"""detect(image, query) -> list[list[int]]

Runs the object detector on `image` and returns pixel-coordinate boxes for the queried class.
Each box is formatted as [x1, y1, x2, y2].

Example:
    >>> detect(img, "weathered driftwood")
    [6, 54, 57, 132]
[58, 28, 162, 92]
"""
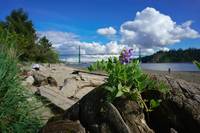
[39, 74, 200, 133]
[60, 74, 106, 100]
[38, 86, 75, 111]
[72, 70, 108, 77]
[142, 74, 200, 133]
[29, 70, 57, 87]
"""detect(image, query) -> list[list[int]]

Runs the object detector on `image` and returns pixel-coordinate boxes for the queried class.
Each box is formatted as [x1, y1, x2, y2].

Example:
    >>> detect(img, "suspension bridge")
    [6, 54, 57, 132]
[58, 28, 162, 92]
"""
[60, 45, 145, 63]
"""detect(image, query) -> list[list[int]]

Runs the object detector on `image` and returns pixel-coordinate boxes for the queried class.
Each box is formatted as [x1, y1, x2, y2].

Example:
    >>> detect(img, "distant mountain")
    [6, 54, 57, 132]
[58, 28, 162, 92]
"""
[141, 48, 200, 63]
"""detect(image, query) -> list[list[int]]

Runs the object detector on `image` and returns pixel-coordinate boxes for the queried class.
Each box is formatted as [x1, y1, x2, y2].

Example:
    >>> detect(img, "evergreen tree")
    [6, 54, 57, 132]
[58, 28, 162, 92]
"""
[1, 8, 38, 60]
[0, 8, 60, 63]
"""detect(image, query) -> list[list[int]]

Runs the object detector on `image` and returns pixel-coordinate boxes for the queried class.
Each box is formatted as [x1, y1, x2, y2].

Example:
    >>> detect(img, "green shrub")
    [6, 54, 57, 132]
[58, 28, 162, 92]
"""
[88, 50, 169, 124]
[0, 31, 49, 132]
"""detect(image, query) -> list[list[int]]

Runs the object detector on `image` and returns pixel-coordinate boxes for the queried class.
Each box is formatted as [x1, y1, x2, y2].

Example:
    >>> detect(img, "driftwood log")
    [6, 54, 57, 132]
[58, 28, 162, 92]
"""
[29, 69, 58, 87]
[142, 74, 200, 133]
[39, 74, 200, 133]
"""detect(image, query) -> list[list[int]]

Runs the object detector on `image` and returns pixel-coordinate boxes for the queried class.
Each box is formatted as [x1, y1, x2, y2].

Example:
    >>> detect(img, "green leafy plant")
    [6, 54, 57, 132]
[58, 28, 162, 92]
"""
[193, 60, 200, 70]
[88, 50, 169, 123]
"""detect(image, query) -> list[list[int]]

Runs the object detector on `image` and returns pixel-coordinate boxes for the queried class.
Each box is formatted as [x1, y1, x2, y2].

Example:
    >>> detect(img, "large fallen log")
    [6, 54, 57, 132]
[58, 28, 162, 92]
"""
[72, 70, 108, 77]
[142, 74, 200, 133]
[37, 86, 75, 111]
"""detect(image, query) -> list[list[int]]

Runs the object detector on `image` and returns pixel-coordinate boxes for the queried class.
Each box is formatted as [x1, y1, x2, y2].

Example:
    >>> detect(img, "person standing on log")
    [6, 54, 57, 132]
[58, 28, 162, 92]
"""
[168, 68, 171, 74]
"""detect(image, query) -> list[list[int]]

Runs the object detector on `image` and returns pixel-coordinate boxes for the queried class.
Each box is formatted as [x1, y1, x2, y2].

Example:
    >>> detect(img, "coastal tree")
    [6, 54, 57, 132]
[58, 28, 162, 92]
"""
[0, 8, 60, 63]
[1, 8, 38, 60]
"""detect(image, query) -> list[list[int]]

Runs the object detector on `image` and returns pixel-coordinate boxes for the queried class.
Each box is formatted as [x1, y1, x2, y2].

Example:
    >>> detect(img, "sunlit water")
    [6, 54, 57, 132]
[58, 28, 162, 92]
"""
[69, 63, 200, 71]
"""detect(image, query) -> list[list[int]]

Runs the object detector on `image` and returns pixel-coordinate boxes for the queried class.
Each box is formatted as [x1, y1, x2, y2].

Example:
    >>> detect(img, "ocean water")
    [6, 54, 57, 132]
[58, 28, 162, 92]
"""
[69, 63, 200, 71]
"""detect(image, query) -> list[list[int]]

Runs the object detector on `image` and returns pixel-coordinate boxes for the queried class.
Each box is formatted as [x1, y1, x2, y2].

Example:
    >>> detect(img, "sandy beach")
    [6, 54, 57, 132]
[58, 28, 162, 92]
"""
[23, 63, 200, 122]
[24, 63, 200, 97]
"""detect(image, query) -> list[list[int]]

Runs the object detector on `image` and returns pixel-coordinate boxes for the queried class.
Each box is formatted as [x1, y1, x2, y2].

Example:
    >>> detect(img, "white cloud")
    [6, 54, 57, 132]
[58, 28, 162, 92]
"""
[38, 31, 80, 47]
[96, 27, 117, 36]
[38, 30, 143, 62]
[159, 47, 170, 52]
[120, 7, 200, 49]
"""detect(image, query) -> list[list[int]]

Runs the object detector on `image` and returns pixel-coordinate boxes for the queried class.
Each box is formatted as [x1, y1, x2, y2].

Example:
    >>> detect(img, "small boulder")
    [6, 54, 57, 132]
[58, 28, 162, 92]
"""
[22, 76, 34, 86]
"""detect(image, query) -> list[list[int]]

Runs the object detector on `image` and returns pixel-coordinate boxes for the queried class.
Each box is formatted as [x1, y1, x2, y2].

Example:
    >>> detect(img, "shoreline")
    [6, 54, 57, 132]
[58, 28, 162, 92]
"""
[68, 66, 200, 85]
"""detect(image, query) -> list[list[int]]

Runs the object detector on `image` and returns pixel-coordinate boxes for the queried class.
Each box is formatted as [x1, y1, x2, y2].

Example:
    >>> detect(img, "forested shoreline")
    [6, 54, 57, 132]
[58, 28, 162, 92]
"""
[141, 48, 200, 63]
[0, 8, 60, 63]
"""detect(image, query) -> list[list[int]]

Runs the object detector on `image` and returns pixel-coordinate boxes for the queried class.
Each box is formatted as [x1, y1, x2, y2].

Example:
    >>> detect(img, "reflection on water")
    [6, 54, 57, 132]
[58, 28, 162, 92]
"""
[69, 63, 200, 71]
[139, 63, 199, 71]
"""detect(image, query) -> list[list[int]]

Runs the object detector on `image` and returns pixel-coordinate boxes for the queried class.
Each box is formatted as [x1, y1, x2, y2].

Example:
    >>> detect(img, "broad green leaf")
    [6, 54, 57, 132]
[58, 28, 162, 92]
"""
[106, 57, 114, 73]
[104, 86, 116, 93]
[158, 82, 166, 91]
[137, 74, 149, 82]
[91, 62, 96, 71]
[156, 99, 162, 106]
[138, 80, 148, 91]
[113, 56, 118, 63]
[126, 66, 133, 74]
[135, 60, 140, 67]
[131, 92, 138, 100]
[116, 90, 124, 97]
[87, 67, 92, 72]
[148, 80, 157, 89]
[111, 88, 118, 97]
[148, 109, 153, 112]
[101, 59, 106, 70]
[123, 69, 127, 81]
[141, 102, 144, 108]
[164, 89, 170, 93]
[107, 73, 117, 86]
[150, 99, 156, 108]
[96, 60, 101, 69]
[193, 60, 200, 70]
[130, 59, 134, 67]
[106, 93, 115, 103]
[127, 73, 133, 81]
[134, 67, 142, 78]
[118, 83, 122, 91]
[123, 84, 132, 92]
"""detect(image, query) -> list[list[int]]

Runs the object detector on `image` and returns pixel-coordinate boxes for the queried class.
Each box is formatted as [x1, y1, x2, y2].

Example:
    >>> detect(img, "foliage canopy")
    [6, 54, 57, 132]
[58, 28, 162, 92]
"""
[0, 8, 60, 63]
[142, 48, 200, 63]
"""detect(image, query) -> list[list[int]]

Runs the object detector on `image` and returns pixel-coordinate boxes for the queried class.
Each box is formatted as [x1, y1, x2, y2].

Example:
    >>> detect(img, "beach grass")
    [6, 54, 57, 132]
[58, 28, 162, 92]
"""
[0, 32, 50, 132]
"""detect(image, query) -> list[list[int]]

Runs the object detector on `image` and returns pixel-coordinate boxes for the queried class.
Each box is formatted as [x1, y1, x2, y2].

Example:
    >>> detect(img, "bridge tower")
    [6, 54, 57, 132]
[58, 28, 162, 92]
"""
[139, 48, 142, 62]
[79, 45, 81, 63]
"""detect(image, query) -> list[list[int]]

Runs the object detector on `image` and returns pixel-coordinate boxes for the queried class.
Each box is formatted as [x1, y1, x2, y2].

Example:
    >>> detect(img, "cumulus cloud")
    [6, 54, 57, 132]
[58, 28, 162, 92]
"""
[96, 27, 117, 36]
[38, 31, 80, 48]
[38, 30, 140, 62]
[120, 7, 200, 49]
[159, 47, 170, 52]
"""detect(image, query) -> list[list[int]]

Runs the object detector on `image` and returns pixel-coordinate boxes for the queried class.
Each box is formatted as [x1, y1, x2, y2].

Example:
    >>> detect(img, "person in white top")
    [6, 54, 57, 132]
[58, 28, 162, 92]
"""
[32, 63, 40, 71]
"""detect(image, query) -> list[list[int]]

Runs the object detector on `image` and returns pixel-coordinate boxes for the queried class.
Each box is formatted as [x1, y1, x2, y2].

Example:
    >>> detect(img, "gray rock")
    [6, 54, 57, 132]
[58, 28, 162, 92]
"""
[22, 76, 34, 86]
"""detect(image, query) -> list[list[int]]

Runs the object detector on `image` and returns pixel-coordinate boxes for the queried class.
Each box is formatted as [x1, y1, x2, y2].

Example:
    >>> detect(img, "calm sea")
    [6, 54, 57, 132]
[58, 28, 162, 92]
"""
[69, 63, 200, 71]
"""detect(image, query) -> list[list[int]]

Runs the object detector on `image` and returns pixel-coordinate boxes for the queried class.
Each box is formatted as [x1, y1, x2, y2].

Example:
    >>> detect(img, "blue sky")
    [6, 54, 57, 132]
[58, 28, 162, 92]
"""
[1, 0, 200, 62]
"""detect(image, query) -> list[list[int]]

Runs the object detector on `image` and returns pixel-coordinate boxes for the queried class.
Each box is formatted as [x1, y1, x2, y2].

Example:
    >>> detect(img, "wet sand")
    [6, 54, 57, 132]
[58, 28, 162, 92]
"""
[142, 69, 200, 85]
[69, 66, 200, 85]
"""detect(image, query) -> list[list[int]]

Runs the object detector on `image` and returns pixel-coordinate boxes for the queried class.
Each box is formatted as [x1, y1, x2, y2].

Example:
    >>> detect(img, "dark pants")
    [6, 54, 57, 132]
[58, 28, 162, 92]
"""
[34, 68, 39, 71]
